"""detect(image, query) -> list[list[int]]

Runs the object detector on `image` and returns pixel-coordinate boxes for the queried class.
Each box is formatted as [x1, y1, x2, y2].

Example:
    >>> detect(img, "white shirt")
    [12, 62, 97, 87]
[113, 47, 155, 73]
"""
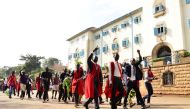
[109, 61, 122, 84]
[130, 65, 136, 81]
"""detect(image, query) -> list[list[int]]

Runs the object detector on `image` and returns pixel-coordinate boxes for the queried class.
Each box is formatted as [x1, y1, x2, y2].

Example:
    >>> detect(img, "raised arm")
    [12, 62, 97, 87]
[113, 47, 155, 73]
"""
[136, 50, 142, 65]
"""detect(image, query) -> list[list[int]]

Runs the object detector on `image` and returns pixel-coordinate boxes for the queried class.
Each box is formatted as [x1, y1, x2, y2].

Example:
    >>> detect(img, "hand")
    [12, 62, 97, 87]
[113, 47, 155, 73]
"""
[127, 77, 130, 80]
[137, 49, 140, 53]
[109, 83, 112, 87]
[93, 47, 99, 52]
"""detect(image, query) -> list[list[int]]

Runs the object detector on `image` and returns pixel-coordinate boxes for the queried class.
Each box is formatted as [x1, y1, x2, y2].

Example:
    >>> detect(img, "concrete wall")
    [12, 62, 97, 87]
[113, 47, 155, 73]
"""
[151, 63, 190, 95]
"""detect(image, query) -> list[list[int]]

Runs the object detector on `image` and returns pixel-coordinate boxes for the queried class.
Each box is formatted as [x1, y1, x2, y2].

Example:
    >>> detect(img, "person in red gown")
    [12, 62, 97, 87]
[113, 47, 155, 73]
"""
[36, 73, 42, 99]
[71, 63, 84, 107]
[109, 53, 124, 109]
[84, 47, 100, 109]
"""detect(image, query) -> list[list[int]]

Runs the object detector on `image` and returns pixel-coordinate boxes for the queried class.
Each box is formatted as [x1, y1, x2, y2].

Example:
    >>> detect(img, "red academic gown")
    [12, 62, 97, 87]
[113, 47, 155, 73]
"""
[85, 63, 101, 98]
[36, 77, 41, 91]
[96, 64, 103, 97]
[104, 62, 125, 98]
[72, 68, 84, 95]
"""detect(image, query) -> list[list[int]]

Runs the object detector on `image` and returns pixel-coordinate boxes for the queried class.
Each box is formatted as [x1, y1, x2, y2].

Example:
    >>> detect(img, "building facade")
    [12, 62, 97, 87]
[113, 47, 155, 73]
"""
[67, 0, 190, 71]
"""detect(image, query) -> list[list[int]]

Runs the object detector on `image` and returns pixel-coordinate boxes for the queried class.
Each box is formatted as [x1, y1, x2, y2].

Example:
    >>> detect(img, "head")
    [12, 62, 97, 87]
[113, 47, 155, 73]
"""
[55, 73, 58, 77]
[64, 68, 67, 73]
[22, 71, 26, 75]
[130, 58, 136, 65]
[38, 73, 41, 77]
[114, 53, 119, 61]
[93, 56, 98, 63]
[12, 71, 15, 75]
[148, 65, 151, 70]
[45, 67, 49, 72]
[76, 63, 80, 70]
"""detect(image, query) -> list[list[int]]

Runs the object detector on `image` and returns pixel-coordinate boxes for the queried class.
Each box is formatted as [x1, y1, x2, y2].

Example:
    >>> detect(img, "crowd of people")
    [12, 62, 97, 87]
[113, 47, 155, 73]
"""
[1, 48, 157, 109]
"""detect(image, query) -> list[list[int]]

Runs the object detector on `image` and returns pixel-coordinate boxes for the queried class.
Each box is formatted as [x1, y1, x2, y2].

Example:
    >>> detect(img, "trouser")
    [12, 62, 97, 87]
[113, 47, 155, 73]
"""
[26, 84, 31, 98]
[36, 90, 43, 99]
[111, 77, 124, 109]
[20, 83, 26, 98]
[3, 85, 7, 93]
[99, 96, 103, 102]
[63, 86, 67, 102]
[52, 90, 57, 98]
[74, 84, 79, 105]
[9, 86, 15, 98]
[124, 80, 145, 107]
[84, 79, 99, 109]
[58, 84, 64, 101]
[43, 84, 49, 101]
[143, 82, 153, 103]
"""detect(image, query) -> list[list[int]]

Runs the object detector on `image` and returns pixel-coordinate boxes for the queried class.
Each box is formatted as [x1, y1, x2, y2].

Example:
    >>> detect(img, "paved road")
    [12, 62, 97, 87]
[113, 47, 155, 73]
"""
[1, 91, 190, 109]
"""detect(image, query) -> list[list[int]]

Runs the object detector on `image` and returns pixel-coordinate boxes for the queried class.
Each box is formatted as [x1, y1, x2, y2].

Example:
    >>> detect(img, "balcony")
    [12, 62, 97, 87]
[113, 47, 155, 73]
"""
[153, 4, 166, 18]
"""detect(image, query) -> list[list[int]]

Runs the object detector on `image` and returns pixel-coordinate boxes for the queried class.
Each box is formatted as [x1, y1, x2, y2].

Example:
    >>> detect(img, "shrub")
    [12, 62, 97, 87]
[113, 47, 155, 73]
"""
[152, 57, 165, 62]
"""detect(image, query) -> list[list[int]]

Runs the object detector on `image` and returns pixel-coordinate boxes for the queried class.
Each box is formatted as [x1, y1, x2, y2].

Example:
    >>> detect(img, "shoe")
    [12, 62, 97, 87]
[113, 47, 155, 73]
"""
[130, 103, 136, 108]
[123, 106, 128, 109]
[83, 104, 88, 109]
[146, 103, 150, 108]
[43, 101, 47, 103]
[100, 101, 104, 104]
[75, 104, 79, 108]
[64, 101, 68, 104]
[141, 105, 146, 109]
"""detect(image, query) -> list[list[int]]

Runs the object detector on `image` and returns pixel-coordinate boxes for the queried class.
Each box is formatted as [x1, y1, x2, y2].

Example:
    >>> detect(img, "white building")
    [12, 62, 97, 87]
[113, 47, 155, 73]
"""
[67, 0, 190, 70]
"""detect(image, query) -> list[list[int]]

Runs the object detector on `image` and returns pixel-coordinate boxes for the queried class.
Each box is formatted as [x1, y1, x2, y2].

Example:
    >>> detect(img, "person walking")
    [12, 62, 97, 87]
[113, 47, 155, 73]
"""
[109, 53, 124, 109]
[52, 73, 60, 99]
[143, 65, 157, 108]
[41, 67, 53, 103]
[7, 71, 17, 99]
[19, 71, 28, 100]
[123, 50, 146, 109]
[71, 64, 84, 107]
[36, 73, 43, 99]
[84, 47, 100, 109]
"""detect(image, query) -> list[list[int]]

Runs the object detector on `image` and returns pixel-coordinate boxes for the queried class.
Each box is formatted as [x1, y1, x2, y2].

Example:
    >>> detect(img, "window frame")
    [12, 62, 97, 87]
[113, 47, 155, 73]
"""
[186, 0, 190, 4]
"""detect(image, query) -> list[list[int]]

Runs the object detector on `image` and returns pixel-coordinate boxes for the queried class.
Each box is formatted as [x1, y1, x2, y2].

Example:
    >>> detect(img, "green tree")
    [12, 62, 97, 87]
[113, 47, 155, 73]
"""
[20, 54, 44, 73]
[43, 57, 60, 68]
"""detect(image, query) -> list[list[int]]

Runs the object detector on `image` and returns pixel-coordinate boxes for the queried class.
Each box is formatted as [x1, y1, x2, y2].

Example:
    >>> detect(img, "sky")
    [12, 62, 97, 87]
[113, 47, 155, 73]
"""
[0, 0, 142, 67]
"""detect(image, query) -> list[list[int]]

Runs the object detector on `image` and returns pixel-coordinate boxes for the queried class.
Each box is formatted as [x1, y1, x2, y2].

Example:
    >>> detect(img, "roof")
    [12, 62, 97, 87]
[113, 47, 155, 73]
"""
[95, 7, 142, 31]
[66, 27, 96, 41]
[66, 7, 142, 41]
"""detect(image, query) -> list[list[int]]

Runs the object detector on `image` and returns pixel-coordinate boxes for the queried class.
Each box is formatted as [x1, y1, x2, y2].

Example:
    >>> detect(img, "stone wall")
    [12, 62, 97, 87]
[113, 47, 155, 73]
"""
[151, 63, 190, 95]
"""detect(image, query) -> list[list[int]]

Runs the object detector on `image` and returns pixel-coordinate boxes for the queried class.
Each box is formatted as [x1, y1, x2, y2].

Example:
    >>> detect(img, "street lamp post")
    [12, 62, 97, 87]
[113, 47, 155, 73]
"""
[131, 16, 134, 59]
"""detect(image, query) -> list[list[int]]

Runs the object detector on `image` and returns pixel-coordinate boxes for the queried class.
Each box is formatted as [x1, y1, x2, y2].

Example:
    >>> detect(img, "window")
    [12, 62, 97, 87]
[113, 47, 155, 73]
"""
[188, 19, 190, 28]
[73, 53, 79, 58]
[102, 31, 109, 36]
[186, 0, 190, 4]
[154, 4, 165, 14]
[121, 21, 129, 28]
[103, 45, 108, 53]
[112, 43, 119, 50]
[112, 26, 117, 33]
[79, 50, 84, 57]
[95, 49, 100, 55]
[95, 34, 100, 40]
[163, 71, 173, 86]
[68, 55, 72, 60]
[122, 39, 129, 47]
[134, 16, 141, 24]
[134, 35, 140, 44]
[154, 26, 167, 36]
